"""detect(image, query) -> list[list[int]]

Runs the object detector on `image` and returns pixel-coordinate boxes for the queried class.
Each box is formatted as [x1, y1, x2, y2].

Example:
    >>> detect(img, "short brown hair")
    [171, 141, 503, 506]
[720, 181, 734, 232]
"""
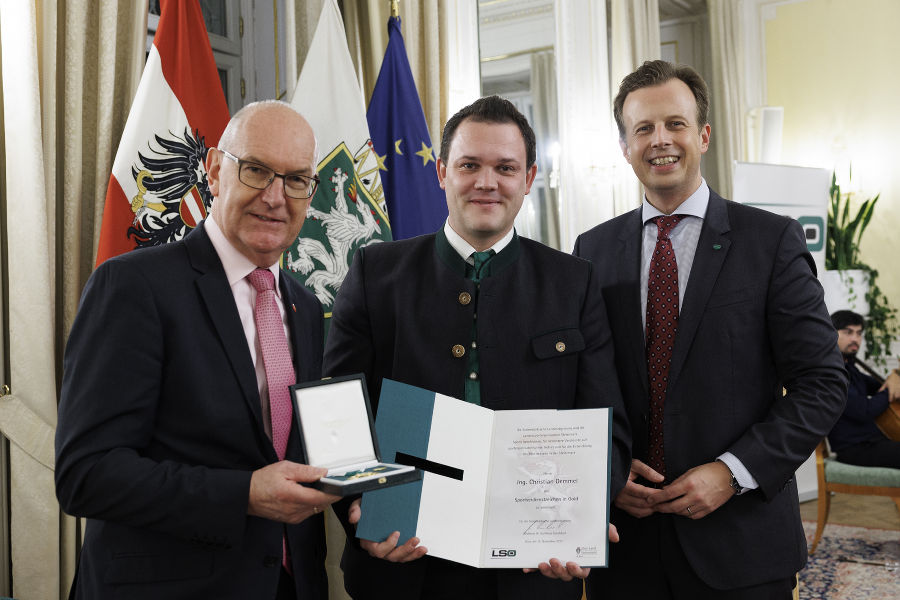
[613, 60, 709, 140]
[439, 95, 536, 169]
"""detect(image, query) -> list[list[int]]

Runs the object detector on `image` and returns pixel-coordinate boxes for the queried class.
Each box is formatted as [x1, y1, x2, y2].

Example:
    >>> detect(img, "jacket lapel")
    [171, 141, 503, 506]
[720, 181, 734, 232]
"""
[186, 223, 267, 438]
[280, 276, 315, 383]
[668, 193, 731, 388]
[617, 209, 649, 396]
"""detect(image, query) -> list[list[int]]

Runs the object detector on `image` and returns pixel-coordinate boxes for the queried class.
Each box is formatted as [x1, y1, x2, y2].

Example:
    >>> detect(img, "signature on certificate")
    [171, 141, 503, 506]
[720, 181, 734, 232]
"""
[522, 519, 571, 535]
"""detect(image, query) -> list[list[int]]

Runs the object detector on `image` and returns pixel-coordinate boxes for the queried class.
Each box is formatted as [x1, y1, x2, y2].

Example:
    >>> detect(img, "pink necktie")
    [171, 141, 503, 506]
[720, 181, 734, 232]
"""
[646, 215, 684, 480]
[248, 268, 296, 573]
[248, 268, 295, 460]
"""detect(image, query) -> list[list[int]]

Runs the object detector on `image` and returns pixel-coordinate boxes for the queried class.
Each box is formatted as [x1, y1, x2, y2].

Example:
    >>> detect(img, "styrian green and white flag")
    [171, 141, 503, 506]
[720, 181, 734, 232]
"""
[287, 0, 391, 320]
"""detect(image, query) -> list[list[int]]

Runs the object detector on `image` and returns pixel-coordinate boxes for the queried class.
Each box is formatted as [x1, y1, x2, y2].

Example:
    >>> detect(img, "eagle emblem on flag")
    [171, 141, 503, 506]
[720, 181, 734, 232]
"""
[127, 127, 214, 248]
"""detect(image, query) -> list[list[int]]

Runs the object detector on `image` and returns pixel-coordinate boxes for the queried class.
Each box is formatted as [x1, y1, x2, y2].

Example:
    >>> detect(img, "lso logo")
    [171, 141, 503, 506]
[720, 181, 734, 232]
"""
[491, 548, 517, 558]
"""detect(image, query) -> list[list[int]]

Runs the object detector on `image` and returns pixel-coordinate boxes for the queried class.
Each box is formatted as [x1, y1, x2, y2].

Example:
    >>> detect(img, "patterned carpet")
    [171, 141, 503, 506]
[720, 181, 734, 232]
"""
[800, 521, 900, 599]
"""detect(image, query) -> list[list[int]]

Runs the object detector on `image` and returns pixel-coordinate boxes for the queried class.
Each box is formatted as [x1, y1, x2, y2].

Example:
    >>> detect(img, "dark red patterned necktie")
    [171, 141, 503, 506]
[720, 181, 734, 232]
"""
[646, 215, 684, 480]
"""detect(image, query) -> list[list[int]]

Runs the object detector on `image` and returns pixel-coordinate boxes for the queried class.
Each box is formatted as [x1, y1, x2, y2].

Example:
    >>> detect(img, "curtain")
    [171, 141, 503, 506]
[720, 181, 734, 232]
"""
[341, 0, 449, 150]
[610, 0, 660, 84]
[554, 0, 618, 251]
[341, 0, 387, 105]
[0, 2, 145, 598]
[609, 0, 660, 216]
[444, 0, 480, 119]
[530, 50, 560, 250]
[291, 0, 459, 174]
[707, 0, 745, 199]
[285, 0, 326, 95]
[0, 5, 65, 598]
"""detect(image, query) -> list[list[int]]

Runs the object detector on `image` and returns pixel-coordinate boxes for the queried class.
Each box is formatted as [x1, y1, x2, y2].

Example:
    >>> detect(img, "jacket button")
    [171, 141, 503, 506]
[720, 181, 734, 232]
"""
[452, 344, 466, 358]
[555, 341, 566, 352]
[458, 291, 472, 305]
[263, 555, 279, 568]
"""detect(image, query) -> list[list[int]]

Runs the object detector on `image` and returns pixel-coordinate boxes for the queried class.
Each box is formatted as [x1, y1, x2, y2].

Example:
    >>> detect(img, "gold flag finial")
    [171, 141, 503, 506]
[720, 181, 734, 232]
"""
[391, 0, 399, 18]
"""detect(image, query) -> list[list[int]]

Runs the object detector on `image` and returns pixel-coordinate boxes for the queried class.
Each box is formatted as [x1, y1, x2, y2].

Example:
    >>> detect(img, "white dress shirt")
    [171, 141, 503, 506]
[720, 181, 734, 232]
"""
[205, 215, 292, 440]
[443, 221, 514, 263]
[638, 181, 757, 493]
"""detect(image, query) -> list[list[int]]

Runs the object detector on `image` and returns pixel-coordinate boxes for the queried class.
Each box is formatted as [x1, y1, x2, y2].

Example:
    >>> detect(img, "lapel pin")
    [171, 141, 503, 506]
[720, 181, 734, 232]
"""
[292, 304, 297, 312]
[713, 244, 722, 250]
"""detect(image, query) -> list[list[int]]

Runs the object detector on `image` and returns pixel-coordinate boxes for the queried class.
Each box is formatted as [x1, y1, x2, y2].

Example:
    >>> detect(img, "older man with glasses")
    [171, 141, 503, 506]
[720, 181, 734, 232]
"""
[56, 100, 337, 600]
[219, 148, 320, 200]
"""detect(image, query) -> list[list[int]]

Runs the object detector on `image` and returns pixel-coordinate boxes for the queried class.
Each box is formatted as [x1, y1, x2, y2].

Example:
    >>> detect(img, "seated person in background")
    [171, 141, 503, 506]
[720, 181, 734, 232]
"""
[828, 310, 900, 467]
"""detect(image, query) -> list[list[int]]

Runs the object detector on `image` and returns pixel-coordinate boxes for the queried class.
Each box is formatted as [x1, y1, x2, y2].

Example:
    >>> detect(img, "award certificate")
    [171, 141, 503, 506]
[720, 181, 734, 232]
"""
[356, 379, 611, 568]
[481, 410, 609, 567]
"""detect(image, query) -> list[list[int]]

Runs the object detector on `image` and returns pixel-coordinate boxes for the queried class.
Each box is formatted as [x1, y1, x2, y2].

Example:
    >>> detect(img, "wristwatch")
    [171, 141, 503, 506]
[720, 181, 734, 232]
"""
[717, 458, 742, 494]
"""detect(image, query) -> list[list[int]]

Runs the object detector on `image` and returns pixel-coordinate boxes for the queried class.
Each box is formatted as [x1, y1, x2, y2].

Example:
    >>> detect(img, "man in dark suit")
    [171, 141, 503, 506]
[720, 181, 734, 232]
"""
[324, 95, 630, 600]
[573, 61, 847, 598]
[828, 310, 900, 467]
[55, 101, 338, 600]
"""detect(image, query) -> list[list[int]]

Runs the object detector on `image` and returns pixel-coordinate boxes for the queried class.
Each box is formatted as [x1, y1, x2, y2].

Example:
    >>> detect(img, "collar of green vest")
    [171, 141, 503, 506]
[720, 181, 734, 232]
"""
[434, 228, 521, 279]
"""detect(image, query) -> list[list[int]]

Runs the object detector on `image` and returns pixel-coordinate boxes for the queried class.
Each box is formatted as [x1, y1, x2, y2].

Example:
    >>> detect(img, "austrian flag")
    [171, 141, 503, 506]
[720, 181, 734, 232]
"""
[95, 0, 229, 265]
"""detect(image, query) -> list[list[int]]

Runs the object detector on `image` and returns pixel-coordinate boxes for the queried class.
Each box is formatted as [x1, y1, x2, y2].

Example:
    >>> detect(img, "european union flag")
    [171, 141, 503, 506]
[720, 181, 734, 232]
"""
[367, 16, 447, 240]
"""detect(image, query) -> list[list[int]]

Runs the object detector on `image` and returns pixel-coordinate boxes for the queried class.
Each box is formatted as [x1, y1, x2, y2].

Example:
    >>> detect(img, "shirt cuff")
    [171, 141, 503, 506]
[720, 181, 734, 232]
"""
[717, 452, 758, 494]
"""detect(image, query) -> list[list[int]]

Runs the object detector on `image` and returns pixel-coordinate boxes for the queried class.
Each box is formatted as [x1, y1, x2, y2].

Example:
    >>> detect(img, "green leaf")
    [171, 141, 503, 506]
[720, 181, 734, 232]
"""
[826, 171, 897, 362]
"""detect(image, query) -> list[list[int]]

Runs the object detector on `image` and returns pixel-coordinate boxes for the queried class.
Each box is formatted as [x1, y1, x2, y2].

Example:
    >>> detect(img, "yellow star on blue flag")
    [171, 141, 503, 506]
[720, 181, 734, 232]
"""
[415, 142, 435, 166]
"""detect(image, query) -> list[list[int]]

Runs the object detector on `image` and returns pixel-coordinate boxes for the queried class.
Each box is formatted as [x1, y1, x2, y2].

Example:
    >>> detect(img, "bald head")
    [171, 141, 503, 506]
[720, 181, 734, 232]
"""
[218, 100, 318, 163]
[206, 100, 319, 267]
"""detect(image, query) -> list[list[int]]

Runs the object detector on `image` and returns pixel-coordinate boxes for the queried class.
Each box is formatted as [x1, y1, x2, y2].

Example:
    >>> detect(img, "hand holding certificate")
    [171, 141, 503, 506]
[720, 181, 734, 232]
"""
[348, 498, 428, 563]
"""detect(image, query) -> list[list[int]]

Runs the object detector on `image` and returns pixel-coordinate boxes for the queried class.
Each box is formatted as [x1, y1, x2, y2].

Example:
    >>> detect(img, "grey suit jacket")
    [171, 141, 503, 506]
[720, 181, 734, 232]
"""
[573, 191, 846, 589]
[56, 222, 327, 599]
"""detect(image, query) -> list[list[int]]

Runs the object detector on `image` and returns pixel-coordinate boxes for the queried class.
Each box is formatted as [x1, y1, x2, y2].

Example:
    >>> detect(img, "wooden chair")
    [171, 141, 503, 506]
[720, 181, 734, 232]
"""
[811, 439, 900, 553]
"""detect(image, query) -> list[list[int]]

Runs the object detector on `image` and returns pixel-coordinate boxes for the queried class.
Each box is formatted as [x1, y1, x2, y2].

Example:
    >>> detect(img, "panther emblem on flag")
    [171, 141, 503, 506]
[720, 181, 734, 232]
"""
[127, 127, 213, 248]
[284, 141, 391, 314]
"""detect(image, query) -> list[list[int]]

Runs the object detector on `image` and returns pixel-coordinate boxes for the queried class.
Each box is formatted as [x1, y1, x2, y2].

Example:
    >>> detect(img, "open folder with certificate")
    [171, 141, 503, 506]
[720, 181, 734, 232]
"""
[356, 379, 612, 568]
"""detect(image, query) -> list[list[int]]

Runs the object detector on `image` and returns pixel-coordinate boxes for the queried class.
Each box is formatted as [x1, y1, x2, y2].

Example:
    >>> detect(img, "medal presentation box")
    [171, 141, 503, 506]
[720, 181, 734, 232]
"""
[356, 379, 612, 568]
[290, 374, 421, 496]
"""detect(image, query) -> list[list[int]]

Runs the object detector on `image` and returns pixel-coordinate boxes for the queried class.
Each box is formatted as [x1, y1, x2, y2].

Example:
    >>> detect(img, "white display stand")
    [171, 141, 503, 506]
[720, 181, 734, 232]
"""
[732, 161, 830, 274]
[795, 452, 818, 503]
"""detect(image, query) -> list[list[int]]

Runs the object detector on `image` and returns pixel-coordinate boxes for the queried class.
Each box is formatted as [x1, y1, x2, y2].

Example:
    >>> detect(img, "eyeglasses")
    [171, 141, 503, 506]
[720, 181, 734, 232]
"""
[219, 149, 319, 199]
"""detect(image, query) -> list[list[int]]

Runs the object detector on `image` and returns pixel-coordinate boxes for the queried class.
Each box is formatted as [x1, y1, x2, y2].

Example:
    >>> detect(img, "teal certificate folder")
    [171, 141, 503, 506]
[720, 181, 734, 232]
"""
[356, 379, 612, 568]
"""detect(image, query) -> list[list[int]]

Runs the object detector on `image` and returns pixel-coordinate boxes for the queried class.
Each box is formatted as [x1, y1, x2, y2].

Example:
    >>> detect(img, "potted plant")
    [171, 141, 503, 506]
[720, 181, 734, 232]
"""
[825, 170, 898, 367]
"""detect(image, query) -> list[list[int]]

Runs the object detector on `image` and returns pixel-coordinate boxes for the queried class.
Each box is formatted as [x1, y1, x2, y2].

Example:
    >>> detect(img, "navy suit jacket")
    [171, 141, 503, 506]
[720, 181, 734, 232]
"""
[55, 222, 327, 599]
[573, 192, 847, 589]
[828, 358, 888, 451]
[324, 231, 630, 600]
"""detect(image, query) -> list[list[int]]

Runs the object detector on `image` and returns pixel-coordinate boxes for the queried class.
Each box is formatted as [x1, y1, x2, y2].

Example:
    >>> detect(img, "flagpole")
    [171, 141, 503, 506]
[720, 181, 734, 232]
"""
[391, 0, 399, 18]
